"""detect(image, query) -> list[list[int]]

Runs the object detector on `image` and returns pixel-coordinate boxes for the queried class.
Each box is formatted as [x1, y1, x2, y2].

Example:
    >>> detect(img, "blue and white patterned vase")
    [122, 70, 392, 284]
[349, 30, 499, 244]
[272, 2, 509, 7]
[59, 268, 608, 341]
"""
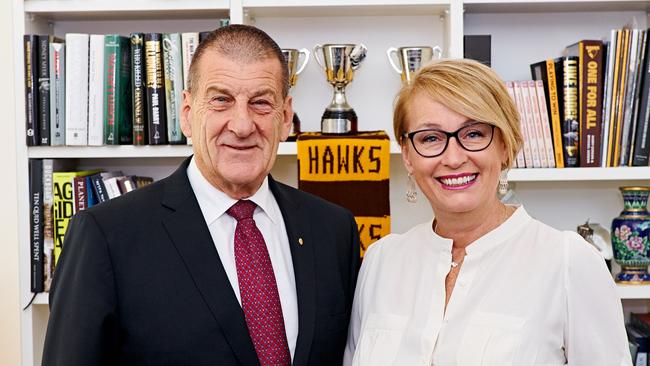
[612, 186, 650, 283]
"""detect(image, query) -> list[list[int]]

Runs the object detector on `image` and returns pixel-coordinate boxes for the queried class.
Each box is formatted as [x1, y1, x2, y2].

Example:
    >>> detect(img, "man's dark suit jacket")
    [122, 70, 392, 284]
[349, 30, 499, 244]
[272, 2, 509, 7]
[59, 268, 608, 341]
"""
[42, 157, 360, 366]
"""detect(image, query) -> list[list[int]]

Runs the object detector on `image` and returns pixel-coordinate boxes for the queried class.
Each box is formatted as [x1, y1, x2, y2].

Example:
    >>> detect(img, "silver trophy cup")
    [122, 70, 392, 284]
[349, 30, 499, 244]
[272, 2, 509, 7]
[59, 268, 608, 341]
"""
[282, 48, 310, 140]
[386, 46, 442, 84]
[313, 43, 367, 134]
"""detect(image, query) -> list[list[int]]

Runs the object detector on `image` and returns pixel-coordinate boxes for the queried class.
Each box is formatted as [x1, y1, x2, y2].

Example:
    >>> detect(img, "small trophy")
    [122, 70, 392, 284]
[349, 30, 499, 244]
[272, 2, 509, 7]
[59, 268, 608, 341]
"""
[314, 43, 367, 134]
[386, 46, 442, 84]
[281, 48, 310, 141]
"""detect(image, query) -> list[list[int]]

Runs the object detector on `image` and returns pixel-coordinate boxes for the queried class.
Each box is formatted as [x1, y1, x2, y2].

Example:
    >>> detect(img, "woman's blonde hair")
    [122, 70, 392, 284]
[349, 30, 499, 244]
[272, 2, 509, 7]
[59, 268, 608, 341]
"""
[393, 58, 523, 170]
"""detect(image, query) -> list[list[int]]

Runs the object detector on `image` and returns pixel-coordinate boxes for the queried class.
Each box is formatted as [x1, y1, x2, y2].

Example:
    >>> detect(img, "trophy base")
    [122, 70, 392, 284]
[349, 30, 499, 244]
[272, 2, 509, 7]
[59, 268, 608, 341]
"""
[321, 109, 358, 134]
[286, 113, 301, 142]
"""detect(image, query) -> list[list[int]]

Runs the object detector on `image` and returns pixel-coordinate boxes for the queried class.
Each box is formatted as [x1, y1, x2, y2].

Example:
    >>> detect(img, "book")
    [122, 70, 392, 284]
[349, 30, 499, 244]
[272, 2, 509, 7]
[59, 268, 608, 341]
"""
[566, 40, 605, 167]
[53, 169, 100, 265]
[29, 159, 43, 293]
[144, 33, 167, 145]
[181, 32, 199, 90]
[64, 33, 89, 146]
[560, 56, 580, 167]
[527, 80, 549, 168]
[520, 81, 545, 168]
[633, 28, 650, 166]
[103, 176, 123, 199]
[601, 32, 617, 166]
[626, 324, 649, 366]
[72, 176, 89, 213]
[49, 41, 65, 146]
[531, 59, 565, 167]
[162, 33, 186, 144]
[620, 30, 644, 166]
[104, 35, 133, 145]
[131, 33, 147, 145]
[534, 80, 556, 167]
[24, 34, 39, 146]
[37, 35, 53, 145]
[88, 34, 105, 146]
[513, 81, 538, 167]
[628, 30, 648, 166]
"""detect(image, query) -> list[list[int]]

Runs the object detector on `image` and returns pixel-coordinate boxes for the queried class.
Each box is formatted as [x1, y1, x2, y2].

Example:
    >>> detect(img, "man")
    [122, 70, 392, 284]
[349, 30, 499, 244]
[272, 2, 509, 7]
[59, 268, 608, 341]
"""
[43, 25, 360, 366]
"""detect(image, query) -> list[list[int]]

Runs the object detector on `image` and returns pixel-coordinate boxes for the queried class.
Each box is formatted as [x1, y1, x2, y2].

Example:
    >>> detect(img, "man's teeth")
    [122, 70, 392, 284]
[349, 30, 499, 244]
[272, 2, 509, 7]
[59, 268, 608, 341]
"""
[440, 175, 476, 186]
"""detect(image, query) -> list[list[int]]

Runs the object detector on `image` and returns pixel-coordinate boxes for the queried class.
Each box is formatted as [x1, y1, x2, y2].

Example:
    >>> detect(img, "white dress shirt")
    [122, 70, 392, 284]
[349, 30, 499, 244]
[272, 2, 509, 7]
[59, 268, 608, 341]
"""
[187, 158, 298, 359]
[344, 206, 631, 366]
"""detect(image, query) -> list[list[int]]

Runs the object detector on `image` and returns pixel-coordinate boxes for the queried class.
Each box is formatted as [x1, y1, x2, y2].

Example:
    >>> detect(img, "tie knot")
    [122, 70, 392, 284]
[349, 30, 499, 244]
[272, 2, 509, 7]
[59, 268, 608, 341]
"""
[227, 200, 257, 221]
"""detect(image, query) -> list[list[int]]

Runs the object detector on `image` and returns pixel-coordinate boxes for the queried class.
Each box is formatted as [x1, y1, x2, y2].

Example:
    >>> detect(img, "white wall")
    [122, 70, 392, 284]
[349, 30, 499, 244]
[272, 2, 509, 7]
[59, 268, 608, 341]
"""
[0, 0, 22, 364]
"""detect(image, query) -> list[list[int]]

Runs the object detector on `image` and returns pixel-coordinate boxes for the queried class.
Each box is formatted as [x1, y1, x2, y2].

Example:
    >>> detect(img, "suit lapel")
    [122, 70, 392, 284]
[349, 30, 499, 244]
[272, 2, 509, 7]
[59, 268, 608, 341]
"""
[160, 158, 259, 366]
[270, 177, 317, 366]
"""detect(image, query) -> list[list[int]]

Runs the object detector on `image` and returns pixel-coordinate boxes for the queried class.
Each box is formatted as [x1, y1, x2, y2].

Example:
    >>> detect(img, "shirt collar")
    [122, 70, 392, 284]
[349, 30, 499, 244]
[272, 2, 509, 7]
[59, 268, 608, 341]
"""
[186, 157, 279, 226]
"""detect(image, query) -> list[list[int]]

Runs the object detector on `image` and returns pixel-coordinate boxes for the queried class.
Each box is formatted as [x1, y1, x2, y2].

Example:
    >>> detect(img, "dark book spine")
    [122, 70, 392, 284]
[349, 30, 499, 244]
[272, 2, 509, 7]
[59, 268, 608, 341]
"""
[117, 37, 133, 145]
[561, 56, 580, 167]
[24, 35, 39, 146]
[29, 159, 44, 293]
[144, 33, 167, 144]
[72, 176, 88, 213]
[579, 41, 604, 167]
[634, 29, 650, 166]
[89, 174, 110, 203]
[131, 33, 147, 145]
[37, 35, 51, 145]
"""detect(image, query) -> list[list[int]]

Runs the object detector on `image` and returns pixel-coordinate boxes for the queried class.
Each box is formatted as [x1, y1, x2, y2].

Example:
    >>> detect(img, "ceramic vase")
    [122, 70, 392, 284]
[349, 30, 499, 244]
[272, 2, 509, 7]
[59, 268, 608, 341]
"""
[612, 186, 650, 283]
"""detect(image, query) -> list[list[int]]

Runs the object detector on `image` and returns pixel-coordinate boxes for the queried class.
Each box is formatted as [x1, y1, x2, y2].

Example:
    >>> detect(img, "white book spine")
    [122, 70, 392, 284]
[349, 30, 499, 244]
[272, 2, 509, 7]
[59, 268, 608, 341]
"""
[64, 33, 89, 146]
[513, 81, 537, 168]
[528, 80, 549, 168]
[505, 81, 525, 168]
[88, 34, 105, 146]
[163, 33, 185, 144]
[181, 32, 198, 90]
[534, 80, 557, 168]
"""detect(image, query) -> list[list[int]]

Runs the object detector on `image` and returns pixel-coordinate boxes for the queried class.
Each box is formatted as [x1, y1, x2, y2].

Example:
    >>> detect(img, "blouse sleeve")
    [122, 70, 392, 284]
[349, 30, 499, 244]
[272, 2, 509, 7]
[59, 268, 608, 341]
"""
[343, 236, 386, 366]
[564, 231, 632, 366]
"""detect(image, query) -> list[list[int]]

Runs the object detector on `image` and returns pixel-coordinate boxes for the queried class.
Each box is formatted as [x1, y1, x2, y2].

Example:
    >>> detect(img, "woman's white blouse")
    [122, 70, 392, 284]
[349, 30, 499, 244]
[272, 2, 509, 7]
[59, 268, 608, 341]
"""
[344, 206, 631, 366]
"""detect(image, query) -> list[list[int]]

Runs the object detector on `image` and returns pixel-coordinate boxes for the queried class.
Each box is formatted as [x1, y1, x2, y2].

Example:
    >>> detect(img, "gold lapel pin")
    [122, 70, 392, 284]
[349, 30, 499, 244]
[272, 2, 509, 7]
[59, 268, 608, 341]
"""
[298, 238, 304, 246]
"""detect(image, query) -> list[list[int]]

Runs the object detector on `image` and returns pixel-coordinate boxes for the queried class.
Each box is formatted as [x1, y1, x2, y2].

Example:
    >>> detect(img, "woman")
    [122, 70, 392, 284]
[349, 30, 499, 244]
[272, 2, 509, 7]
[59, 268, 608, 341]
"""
[344, 59, 631, 366]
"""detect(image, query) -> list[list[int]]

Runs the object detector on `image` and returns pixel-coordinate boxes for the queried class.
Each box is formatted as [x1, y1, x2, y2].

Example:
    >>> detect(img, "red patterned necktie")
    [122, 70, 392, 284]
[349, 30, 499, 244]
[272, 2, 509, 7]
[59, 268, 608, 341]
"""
[227, 200, 291, 366]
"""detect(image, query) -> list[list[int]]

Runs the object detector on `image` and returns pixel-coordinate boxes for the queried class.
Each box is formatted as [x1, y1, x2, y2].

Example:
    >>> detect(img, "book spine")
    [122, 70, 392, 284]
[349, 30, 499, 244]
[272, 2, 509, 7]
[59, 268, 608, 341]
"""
[628, 30, 647, 166]
[88, 34, 105, 146]
[613, 29, 632, 166]
[89, 174, 110, 203]
[527, 80, 549, 168]
[620, 30, 641, 166]
[72, 176, 88, 213]
[144, 33, 167, 145]
[545, 59, 564, 168]
[29, 159, 44, 293]
[24, 35, 39, 146]
[41, 159, 55, 291]
[181, 32, 199, 90]
[579, 40, 604, 167]
[512, 81, 534, 168]
[607, 30, 625, 167]
[37, 35, 51, 145]
[562, 56, 580, 167]
[53, 172, 75, 266]
[519, 81, 542, 168]
[601, 32, 617, 166]
[64, 33, 89, 145]
[535, 80, 557, 168]
[163, 33, 186, 144]
[85, 176, 98, 207]
[117, 36, 133, 145]
[49, 42, 65, 146]
[131, 33, 147, 145]
[104, 35, 119, 145]
[633, 28, 650, 166]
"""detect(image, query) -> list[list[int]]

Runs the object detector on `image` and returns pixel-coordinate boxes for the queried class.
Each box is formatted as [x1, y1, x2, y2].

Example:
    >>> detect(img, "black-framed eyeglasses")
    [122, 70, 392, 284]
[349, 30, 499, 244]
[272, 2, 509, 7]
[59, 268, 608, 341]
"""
[402, 122, 496, 158]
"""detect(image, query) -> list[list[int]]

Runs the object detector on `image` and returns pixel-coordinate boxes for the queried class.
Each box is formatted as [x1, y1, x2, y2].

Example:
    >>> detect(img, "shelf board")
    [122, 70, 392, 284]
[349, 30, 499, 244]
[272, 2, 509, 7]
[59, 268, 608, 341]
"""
[463, 0, 650, 14]
[32, 293, 49, 306]
[618, 284, 650, 300]
[24, 0, 229, 20]
[508, 166, 650, 182]
[243, 0, 449, 17]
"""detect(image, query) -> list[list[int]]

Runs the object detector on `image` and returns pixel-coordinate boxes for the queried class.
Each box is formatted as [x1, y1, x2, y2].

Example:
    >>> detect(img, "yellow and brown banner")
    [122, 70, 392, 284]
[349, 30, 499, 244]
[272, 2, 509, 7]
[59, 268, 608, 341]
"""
[297, 131, 390, 256]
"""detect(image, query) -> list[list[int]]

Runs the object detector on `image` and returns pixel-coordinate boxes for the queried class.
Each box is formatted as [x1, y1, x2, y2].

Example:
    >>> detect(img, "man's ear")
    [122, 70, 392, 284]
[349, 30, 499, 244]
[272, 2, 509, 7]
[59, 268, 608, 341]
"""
[180, 90, 193, 138]
[279, 95, 294, 142]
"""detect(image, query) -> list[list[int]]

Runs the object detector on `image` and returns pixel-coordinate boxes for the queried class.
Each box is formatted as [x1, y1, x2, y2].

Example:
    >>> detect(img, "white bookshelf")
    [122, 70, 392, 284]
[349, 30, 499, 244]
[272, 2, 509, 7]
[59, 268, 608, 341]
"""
[14, 0, 650, 365]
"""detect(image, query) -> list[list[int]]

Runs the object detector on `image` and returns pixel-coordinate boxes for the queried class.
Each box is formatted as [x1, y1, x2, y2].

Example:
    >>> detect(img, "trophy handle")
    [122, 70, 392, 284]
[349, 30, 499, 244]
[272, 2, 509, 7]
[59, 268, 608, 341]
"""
[350, 43, 367, 70]
[296, 48, 310, 75]
[432, 45, 443, 59]
[386, 47, 402, 74]
[313, 44, 326, 70]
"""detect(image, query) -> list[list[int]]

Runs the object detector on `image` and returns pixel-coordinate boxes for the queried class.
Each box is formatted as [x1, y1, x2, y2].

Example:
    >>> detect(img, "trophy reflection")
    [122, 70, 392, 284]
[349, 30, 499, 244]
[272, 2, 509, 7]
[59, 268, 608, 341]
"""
[386, 46, 442, 84]
[314, 43, 367, 134]
[281, 48, 310, 141]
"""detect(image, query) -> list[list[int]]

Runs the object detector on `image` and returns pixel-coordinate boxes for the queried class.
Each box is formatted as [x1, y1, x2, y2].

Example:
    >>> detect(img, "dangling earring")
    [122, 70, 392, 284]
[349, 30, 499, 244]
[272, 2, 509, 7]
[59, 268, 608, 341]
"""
[406, 173, 417, 203]
[498, 170, 509, 196]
